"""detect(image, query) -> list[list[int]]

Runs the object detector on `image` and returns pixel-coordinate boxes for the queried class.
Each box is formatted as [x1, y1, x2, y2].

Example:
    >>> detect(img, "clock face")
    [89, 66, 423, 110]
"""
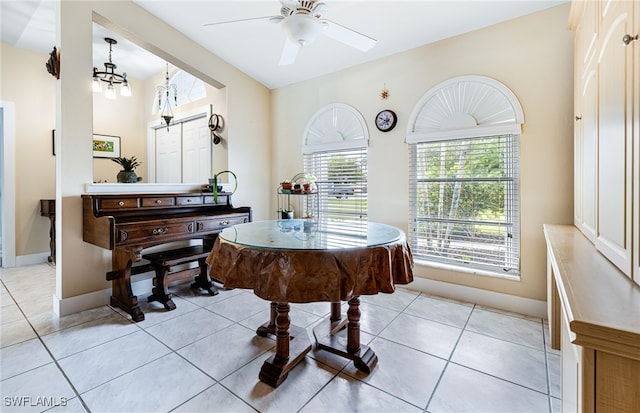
[375, 110, 397, 132]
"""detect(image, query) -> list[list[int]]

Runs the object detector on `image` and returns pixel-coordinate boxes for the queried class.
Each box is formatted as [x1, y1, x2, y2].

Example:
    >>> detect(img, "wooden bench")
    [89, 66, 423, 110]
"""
[142, 245, 218, 311]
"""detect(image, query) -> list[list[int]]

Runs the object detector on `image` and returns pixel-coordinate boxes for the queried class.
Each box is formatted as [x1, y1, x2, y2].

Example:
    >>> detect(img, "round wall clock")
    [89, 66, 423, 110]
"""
[375, 109, 397, 132]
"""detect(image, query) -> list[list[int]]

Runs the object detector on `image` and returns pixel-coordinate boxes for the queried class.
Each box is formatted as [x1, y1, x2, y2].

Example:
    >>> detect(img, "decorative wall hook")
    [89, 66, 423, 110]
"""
[380, 83, 389, 100]
[46, 47, 60, 79]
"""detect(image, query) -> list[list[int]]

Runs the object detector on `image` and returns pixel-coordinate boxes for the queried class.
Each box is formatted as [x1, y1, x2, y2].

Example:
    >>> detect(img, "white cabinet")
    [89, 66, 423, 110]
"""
[571, 0, 638, 280]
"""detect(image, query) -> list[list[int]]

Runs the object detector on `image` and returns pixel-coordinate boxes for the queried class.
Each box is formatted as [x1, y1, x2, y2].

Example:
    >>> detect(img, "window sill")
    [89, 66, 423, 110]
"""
[413, 258, 520, 281]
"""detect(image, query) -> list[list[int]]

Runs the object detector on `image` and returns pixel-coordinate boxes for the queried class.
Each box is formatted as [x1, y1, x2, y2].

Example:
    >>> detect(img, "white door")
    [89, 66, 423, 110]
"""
[181, 116, 211, 183]
[155, 124, 182, 183]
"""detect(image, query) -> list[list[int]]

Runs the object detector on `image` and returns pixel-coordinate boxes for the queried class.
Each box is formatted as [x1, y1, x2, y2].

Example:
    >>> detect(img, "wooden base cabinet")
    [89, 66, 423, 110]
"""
[545, 225, 640, 413]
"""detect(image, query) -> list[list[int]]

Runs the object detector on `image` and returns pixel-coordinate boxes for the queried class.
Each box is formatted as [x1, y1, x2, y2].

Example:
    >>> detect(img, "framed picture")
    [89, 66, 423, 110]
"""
[92, 134, 121, 158]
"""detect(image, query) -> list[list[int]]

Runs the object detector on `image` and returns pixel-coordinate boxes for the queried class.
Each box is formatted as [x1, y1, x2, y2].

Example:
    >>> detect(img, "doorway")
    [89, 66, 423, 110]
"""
[0, 101, 16, 267]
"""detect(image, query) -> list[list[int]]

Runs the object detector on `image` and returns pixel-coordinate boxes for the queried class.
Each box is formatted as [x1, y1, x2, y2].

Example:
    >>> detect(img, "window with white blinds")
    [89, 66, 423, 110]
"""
[409, 134, 520, 276]
[304, 147, 368, 231]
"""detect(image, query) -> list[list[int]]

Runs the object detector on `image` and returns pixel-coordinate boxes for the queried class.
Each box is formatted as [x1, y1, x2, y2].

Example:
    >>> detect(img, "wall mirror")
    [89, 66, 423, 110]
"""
[91, 22, 229, 185]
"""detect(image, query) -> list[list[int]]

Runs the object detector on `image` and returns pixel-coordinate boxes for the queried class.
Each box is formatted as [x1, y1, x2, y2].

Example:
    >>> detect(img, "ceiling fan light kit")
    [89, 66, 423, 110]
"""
[204, 0, 376, 66]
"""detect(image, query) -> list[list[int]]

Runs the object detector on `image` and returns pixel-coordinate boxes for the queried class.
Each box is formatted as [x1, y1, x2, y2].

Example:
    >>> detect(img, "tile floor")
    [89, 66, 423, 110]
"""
[1, 263, 561, 413]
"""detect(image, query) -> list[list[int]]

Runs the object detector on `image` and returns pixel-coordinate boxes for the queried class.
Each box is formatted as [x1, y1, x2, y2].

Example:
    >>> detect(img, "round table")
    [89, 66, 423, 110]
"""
[207, 220, 413, 387]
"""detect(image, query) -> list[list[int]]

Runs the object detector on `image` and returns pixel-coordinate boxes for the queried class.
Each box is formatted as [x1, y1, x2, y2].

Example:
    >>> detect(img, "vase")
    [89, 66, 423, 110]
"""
[117, 170, 138, 183]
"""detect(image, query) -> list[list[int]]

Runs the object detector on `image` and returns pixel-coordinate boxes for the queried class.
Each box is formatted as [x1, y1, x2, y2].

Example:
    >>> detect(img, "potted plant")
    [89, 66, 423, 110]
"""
[303, 174, 317, 193]
[277, 208, 294, 220]
[212, 170, 238, 203]
[112, 156, 141, 183]
[280, 180, 293, 193]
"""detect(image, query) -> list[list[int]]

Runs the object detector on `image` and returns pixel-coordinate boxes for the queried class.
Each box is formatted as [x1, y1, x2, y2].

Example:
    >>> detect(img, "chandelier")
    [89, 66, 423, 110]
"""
[157, 63, 178, 130]
[92, 38, 131, 99]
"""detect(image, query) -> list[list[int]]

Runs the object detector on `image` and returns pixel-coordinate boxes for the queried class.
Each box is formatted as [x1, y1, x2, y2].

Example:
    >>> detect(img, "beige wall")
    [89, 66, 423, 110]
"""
[271, 4, 574, 302]
[0, 43, 56, 256]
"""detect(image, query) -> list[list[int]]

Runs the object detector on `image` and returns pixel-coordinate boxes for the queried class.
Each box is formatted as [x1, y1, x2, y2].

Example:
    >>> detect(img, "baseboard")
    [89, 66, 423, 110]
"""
[53, 276, 154, 317]
[403, 277, 547, 319]
[15, 252, 50, 267]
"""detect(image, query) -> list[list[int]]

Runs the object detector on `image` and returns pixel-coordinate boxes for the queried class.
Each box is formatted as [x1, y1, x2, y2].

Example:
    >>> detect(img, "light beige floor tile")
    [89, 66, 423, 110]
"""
[428, 363, 549, 412]
[144, 307, 233, 350]
[40, 314, 139, 359]
[547, 352, 561, 398]
[1, 302, 24, 324]
[358, 302, 400, 336]
[81, 353, 214, 413]
[343, 337, 446, 408]
[173, 384, 256, 413]
[466, 307, 545, 350]
[360, 288, 419, 312]
[301, 372, 423, 412]
[0, 317, 37, 348]
[178, 323, 274, 380]
[29, 306, 118, 336]
[379, 312, 461, 359]
[58, 330, 170, 393]
[0, 338, 54, 380]
[46, 396, 88, 412]
[0, 363, 76, 413]
[451, 331, 548, 393]
[128, 295, 201, 328]
[221, 354, 338, 413]
[206, 291, 272, 322]
[404, 295, 473, 328]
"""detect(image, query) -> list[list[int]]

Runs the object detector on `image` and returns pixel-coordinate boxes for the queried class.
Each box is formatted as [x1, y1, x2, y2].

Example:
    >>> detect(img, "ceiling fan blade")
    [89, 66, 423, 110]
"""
[279, 38, 300, 66]
[322, 20, 376, 51]
[204, 15, 281, 27]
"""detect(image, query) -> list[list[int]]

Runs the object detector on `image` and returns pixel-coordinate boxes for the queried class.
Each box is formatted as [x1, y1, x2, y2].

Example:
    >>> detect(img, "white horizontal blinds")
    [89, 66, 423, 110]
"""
[409, 134, 520, 275]
[304, 147, 368, 232]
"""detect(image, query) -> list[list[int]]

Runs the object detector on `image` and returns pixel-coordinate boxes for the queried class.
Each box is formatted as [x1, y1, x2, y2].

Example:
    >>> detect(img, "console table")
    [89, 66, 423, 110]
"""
[544, 225, 640, 412]
[82, 192, 251, 321]
[206, 220, 414, 387]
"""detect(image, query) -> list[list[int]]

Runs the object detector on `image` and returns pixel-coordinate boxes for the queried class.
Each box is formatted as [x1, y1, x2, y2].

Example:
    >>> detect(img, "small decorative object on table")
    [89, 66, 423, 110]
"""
[112, 156, 142, 183]
[212, 170, 238, 203]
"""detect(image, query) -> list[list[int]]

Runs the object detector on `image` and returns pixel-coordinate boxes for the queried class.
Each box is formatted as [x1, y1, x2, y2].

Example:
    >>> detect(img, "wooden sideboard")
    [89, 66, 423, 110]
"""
[82, 192, 251, 321]
[544, 225, 640, 412]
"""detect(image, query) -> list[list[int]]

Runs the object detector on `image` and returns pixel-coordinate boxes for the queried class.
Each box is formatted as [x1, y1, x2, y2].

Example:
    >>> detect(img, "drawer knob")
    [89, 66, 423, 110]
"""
[220, 220, 230, 226]
[118, 201, 125, 206]
[155, 200, 162, 204]
[152, 228, 168, 235]
[187, 199, 192, 203]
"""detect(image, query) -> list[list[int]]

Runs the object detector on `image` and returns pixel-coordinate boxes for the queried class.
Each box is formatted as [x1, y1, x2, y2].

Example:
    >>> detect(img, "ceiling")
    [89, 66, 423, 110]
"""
[2, 0, 567, 89]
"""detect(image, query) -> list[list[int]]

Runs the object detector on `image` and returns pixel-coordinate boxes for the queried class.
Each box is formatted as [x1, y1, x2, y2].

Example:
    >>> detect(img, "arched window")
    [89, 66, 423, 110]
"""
[151, 69, 206, 114]
[303, 103, 369, 230]
[407, 76, 524, 277]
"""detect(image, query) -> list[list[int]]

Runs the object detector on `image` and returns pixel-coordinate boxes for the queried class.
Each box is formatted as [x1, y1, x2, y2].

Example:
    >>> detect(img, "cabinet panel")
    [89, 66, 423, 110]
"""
[596, 0, 634, 275]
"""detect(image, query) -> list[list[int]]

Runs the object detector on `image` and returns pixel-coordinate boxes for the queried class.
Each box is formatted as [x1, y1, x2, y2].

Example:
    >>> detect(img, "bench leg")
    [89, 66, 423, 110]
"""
[191, 258, 219, 296]
[148, 266, 176, 311]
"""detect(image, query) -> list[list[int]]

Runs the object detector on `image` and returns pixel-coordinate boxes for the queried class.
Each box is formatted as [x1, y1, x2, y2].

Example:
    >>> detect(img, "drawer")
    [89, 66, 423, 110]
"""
[176, 196, 203, 206]
[100, 198, 139, 210]
[203, 194, 229, 205]
[117, 220, 195, 245]
[195, 215, 249, 233]
[141, 197, 175, 208]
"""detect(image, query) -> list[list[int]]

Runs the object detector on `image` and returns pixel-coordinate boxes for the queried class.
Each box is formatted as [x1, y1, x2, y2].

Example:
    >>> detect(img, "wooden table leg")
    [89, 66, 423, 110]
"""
[259, 302, 311, 387]
[312, 297, 378, 373]
[256, 302, 277, 337]
[110, 246, 145, 322]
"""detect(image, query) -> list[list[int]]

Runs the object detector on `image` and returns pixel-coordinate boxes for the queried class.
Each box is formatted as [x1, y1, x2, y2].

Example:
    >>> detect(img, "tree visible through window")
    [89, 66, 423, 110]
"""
[410, 135, 519, 275]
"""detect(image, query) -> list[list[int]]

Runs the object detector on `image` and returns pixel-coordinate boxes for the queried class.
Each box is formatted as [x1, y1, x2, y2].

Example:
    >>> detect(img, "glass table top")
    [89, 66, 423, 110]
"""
[219, 220, 404, 250]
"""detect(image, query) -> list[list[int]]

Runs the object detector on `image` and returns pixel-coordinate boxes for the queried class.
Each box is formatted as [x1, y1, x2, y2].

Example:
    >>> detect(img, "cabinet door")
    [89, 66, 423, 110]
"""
[574, 0, 599, 241]
[596, 0, 634, 276]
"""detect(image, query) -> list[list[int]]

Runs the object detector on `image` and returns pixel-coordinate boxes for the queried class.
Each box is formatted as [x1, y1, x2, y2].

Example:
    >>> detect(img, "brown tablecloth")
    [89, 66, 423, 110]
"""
[206, 237, 414, 303]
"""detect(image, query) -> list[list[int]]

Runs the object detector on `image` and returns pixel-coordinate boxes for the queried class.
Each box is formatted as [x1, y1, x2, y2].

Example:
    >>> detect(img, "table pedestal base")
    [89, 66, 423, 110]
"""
[255, 302, 311, 387]
[312, 298, 378, 373]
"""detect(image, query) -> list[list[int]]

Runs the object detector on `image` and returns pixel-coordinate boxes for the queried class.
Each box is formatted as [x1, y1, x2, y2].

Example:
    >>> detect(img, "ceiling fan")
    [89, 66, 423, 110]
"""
[204, 0, 377, 66]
